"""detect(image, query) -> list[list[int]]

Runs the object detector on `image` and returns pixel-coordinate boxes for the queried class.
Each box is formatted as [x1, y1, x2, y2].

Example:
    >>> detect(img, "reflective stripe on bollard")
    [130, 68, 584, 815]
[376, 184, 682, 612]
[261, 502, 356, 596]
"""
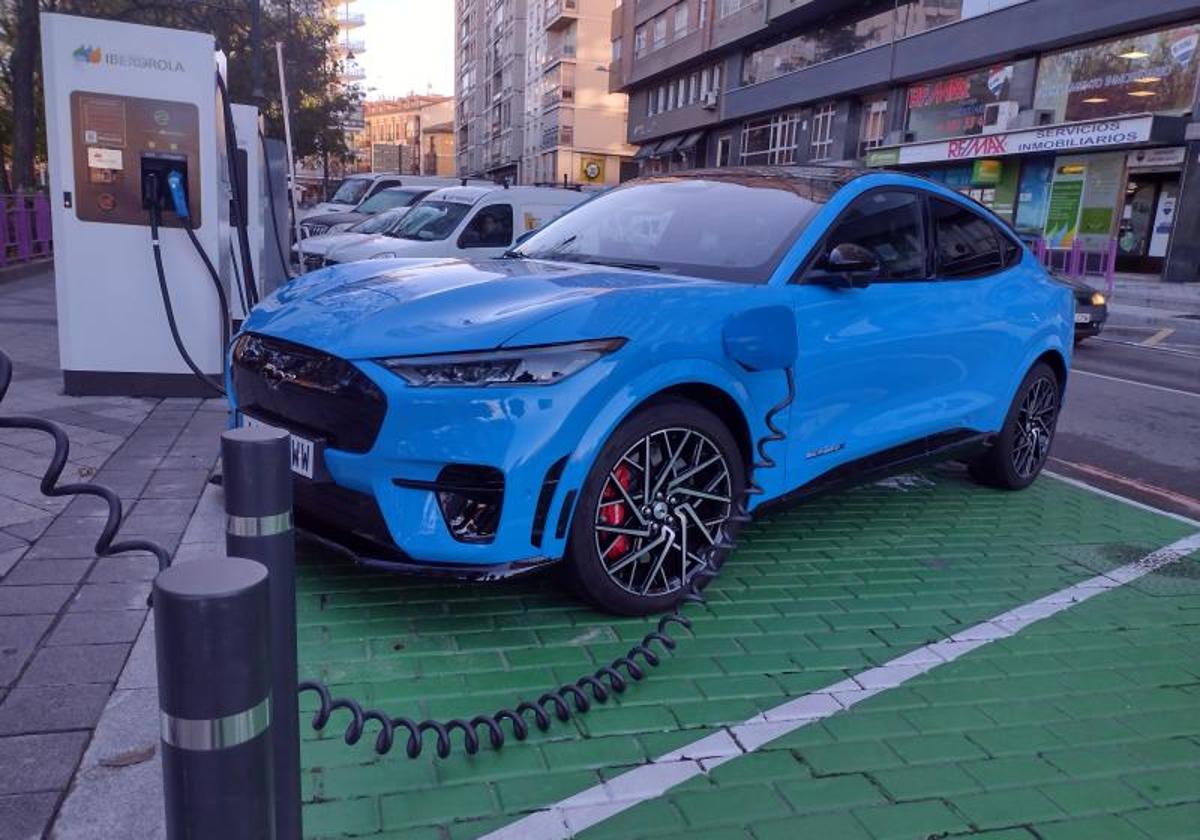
[222, 426, 301, 840]
[154, 556, 274, 839]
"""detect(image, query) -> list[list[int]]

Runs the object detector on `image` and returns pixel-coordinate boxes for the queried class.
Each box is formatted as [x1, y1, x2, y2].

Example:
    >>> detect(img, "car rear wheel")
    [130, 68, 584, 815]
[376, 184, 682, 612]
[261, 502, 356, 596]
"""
[969, 361, 1061, 490]
[564, 399, 746, 616]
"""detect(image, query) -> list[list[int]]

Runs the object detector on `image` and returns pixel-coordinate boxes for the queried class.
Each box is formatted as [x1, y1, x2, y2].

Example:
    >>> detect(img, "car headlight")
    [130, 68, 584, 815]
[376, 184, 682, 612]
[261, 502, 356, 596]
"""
[370, 252, 397, 259]
[1090, 291, 1106, 306]
[378, 339, 625, 387]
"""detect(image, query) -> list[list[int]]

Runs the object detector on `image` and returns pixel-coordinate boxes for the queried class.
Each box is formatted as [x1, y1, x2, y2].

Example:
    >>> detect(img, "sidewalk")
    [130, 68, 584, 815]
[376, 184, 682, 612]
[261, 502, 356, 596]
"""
[0, 269, 225, 839]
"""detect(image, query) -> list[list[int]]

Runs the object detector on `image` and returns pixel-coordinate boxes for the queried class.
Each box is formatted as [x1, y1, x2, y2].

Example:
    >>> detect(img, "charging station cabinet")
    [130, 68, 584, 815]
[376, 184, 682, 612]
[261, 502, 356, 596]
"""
[41, 13, 226, 396]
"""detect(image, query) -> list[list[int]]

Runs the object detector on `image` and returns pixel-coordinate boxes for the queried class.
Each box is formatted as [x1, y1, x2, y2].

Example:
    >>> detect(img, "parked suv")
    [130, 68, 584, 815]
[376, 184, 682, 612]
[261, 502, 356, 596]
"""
[297, 174, 490, 221]
[231, 168, 1072, 615]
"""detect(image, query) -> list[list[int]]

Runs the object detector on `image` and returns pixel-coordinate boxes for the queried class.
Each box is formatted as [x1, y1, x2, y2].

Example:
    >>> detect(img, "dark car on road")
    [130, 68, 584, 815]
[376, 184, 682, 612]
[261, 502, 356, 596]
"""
[1054, 273, 1109, 343]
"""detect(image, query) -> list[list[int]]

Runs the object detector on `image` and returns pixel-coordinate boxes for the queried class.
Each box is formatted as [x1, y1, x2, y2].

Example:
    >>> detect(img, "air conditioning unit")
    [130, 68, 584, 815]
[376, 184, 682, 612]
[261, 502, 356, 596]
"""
[700, 91, 718, 110]
[1009, 108, 1056, 129]
[982, 100, 1020, 133]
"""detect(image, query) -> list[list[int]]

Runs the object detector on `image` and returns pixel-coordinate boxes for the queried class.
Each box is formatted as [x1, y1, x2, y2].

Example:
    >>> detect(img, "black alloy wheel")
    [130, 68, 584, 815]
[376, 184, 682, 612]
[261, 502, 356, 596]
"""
[969, 361, 1061, 490]
[565, 399, 745, 615]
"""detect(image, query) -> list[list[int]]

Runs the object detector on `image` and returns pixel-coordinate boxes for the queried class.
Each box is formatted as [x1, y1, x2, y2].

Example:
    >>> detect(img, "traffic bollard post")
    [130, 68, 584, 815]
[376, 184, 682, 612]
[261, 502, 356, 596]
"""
[221, 426, 301, 840]
[155, 556, 275, 839]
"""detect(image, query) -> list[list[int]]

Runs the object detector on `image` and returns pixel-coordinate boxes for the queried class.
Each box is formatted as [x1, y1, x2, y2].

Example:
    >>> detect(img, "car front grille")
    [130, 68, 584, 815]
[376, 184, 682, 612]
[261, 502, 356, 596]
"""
[300, 223, 329, 238]
[231, 333, 386, 453]
[301, 253, 325, 271]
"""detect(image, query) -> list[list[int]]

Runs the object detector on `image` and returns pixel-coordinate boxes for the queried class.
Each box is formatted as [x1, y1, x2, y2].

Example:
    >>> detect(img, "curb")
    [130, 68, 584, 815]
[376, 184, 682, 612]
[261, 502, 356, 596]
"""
[0, 258, 53, 285]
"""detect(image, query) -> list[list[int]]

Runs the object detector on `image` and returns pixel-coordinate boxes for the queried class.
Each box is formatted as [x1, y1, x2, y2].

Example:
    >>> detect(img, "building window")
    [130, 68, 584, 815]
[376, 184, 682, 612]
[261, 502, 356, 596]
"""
[657, 85, 666, 113]
[673, 2, 689, 39]
[699, 0, 708, 26]
[688, 73, 699, 104]
[718, 0, 749, 18]
[633, 25, 647, 56]
[647, 90, 656, 117]
[741, 4, 894, 86]
[858, 96, 888, 156]
[652, 14, 667, 49]
[716, 135, 731, 167]
[741, 111, 800, 165]
[612, 37, 622, 62]
[810, 101, 836, 161]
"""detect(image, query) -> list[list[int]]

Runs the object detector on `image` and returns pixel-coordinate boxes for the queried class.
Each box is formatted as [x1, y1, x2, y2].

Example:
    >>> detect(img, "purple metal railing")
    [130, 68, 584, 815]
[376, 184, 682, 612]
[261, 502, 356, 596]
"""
[1027, 236, 1117, 294]
[1, 193, 53, 267]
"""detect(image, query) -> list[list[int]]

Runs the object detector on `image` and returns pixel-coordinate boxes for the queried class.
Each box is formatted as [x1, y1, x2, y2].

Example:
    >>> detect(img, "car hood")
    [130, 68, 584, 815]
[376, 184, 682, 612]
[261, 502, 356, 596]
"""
[303, 210, 365, 227]
[326, 235, 448, 263]
[297, 201, 354, 220]
[293, 231, 371, 257]
[242, 257, 732, 359]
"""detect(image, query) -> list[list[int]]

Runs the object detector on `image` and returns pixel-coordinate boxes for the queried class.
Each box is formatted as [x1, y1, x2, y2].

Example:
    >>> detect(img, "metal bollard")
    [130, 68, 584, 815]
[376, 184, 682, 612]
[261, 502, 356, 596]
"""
[221, 426, 301, 840]
[155, 556, 274, 839]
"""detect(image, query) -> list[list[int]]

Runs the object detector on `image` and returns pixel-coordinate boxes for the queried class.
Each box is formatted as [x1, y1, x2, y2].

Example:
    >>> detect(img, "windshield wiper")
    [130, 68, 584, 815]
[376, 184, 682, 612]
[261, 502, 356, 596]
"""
[500, 249, 526, 259]
[579, 257, 661, 271]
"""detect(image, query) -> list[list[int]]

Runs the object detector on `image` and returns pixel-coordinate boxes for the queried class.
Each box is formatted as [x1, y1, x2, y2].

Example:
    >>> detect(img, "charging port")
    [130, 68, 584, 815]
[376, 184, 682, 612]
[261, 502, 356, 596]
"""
[141, 153, 191, 224]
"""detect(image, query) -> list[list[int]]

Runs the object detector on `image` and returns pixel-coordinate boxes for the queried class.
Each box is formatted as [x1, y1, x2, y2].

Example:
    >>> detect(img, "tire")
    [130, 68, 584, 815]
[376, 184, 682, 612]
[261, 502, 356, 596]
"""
[968, 361, 1061, 490]
[563, 398, 746, 616]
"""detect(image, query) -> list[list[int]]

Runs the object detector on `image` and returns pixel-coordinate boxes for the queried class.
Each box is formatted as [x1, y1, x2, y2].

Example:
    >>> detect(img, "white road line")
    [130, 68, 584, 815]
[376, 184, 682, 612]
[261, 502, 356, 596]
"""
[481, 532, 1200, 840]
[1142, 327, 1175, 346]
[1046, 470, 1200, 529]
[1072, 368, 1200, 399]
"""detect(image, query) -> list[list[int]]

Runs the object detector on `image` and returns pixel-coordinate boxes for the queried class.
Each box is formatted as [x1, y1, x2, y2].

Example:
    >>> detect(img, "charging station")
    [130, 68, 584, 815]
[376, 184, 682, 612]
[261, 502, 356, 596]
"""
[40, 13, 280, 397]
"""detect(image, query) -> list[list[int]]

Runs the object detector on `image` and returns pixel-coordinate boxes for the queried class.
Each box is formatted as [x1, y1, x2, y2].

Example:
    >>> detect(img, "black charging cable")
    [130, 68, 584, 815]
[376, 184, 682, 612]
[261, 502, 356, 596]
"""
[145, 175, 226, 397]
[0, 350, 173, 587]
[299, 369, 796, 759]
[216, 73, 260, 310]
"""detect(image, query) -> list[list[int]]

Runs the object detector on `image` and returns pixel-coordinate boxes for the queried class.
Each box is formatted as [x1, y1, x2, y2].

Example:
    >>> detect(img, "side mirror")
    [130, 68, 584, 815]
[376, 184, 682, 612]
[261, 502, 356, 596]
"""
[816, 242, 880, 288]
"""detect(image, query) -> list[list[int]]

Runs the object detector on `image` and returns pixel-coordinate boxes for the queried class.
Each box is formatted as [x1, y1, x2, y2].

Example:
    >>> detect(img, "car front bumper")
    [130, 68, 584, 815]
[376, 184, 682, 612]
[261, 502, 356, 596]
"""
[1074, 302, 1107, 337]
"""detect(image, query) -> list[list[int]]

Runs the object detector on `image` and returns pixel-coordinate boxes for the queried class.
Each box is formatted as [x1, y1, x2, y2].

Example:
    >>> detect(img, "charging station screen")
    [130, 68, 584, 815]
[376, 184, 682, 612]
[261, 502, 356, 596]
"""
[69, 91, 201, 227]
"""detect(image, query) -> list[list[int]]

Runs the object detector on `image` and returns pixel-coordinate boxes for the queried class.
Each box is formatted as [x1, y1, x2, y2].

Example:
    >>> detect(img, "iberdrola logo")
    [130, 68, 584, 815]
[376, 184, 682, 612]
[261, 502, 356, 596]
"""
[73, 45, 102, 64]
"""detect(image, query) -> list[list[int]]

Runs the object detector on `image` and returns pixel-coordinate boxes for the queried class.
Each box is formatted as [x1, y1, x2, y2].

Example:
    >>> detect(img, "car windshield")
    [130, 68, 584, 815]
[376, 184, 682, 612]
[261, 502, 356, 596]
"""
[348, 207, 408, 234]
[388, 200, 473, 241]
[513, 174, 834, 282]
[328, 178, 371, 205]
[354, 188, 428, 214]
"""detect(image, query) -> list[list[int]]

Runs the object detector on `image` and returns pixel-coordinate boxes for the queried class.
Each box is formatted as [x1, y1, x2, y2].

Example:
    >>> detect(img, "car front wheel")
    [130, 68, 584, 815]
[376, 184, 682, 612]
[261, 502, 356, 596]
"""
[969, 361, 1061, 490]
[564, 399, 746, 616]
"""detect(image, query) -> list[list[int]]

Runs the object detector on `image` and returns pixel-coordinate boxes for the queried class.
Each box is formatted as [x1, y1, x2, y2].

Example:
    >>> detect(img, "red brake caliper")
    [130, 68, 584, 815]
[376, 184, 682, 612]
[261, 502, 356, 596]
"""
[601, 464, 633, 559]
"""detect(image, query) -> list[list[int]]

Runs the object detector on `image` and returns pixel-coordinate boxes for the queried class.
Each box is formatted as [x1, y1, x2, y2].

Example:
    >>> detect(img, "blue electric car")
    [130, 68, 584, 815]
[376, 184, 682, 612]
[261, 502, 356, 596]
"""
[230, 167, 1073, 614]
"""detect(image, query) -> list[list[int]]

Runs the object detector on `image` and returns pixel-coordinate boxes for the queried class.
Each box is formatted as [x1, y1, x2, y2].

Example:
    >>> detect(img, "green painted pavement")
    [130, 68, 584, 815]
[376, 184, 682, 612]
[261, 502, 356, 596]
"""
[292, 466, 1198, 838]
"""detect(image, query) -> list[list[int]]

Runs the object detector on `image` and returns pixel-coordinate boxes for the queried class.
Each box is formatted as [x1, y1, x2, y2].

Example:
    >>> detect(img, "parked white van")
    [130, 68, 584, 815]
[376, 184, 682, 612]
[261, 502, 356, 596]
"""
[323, 185, 593, 265]
[298, 174, 491, 220]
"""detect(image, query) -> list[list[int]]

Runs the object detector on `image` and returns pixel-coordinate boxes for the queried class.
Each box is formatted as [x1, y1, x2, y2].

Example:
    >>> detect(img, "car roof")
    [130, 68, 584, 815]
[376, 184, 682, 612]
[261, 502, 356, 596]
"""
[422, 185, 589, 205]
[631, 165, 867, 202]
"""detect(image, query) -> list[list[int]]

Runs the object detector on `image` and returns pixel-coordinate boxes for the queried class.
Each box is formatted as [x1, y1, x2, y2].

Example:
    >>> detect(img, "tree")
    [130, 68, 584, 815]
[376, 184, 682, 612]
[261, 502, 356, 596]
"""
[2, 0, 362, 189]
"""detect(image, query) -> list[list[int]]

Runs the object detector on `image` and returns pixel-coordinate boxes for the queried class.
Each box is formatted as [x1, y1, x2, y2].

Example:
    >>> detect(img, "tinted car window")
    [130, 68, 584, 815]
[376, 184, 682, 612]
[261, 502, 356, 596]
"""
[459, 203, 514, 248]
[514, 177, 831, 283]
[356, 188, 429, 214]
[932, 198, 1002, 278]
[391, 200, 473, 241]
[329, 178, 371, 204]
[348, 207, 408, 234]
[818, 190, 926, 281]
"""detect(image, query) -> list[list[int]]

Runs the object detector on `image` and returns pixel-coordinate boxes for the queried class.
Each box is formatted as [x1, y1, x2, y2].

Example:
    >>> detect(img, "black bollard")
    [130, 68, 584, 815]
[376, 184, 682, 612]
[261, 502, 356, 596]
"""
[221, 426, 301, 840]
[155, 556, 274, 839]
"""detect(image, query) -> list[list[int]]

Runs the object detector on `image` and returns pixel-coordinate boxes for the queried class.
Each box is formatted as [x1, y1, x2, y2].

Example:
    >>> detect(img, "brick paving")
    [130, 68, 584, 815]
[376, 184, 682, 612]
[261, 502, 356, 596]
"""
[293, 467, 1198, 839]
[0, 271, 224, 838]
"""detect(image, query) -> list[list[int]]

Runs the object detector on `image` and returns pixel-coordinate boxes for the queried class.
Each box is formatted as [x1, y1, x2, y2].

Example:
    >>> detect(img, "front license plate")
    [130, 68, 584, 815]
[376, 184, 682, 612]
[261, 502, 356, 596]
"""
[1075, 313, 1091, 324]
[239, 414, 318, 479]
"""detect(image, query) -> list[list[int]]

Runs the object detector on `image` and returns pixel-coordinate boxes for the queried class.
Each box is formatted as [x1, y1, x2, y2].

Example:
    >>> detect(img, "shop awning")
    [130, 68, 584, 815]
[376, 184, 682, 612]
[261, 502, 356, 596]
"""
[633, 141, 661, 160]
[655, 135, 684, 155]
[677, 131, 704, 151]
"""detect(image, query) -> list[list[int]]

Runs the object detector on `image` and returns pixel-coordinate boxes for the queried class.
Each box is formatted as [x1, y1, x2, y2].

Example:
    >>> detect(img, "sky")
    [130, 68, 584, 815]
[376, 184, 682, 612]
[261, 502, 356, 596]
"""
[353, 0, 455, 100]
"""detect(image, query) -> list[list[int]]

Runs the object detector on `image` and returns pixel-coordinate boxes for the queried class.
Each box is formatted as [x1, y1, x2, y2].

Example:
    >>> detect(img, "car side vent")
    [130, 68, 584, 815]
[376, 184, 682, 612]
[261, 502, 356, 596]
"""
[530, 456, 568, 548]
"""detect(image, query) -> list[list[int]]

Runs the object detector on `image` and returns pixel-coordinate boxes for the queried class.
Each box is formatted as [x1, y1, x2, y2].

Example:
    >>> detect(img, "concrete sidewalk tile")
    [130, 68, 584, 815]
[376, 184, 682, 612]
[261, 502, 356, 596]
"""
[871, 763, 982, 801]
[775, 773, 885, 814]
[0, 683, 111, 735]
[953, 787, 1067, 829]
[851, 799, 969, 840]
[0, 792, 59, 840]
[68, 582, 151, 613]
[1034, 814, 1153, 839]
[3, 558, 92, 586]
[18, 643, 130, 687]
[46, 611, 146, 647]
[0, 584, 75, 616]
[0, 731, 89, 795]
[1123, 802, 1200, 838]
[0, 614, 54, 686]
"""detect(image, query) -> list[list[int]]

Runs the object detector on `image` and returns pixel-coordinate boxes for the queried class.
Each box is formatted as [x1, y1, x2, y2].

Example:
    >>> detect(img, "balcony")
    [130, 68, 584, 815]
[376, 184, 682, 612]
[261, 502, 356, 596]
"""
[545, 0, 578, 31]
[543, 43, 577, 69]
[540, 124, 574, 150]
[337, 39, 365, 56]
[340, 65, 366, 82]
[336, 11, 365, 28]
[541, 85, 575, 110]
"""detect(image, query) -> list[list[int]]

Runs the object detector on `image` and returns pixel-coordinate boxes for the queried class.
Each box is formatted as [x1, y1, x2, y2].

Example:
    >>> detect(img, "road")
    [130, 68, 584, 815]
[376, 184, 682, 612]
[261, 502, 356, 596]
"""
[1054, 329, 1200, 520]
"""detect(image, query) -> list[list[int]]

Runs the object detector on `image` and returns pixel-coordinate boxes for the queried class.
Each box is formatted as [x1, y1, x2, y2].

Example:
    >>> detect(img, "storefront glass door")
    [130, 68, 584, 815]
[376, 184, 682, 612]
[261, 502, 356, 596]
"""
[1118, 173, 1180, 274]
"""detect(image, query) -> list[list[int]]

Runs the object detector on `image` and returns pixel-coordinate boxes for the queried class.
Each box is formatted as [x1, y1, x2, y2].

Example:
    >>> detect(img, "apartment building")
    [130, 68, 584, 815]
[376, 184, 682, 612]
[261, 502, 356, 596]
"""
[610, 0, 1200, 281]
[456, 0, 634, 184]
[364, 94, 453, 174]
[455, 0, 528, 181]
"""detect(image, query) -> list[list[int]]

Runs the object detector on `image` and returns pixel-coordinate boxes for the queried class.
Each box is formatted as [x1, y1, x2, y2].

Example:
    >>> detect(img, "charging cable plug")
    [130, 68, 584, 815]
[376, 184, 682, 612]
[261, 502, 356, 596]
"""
[167, 170, 190, 220]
